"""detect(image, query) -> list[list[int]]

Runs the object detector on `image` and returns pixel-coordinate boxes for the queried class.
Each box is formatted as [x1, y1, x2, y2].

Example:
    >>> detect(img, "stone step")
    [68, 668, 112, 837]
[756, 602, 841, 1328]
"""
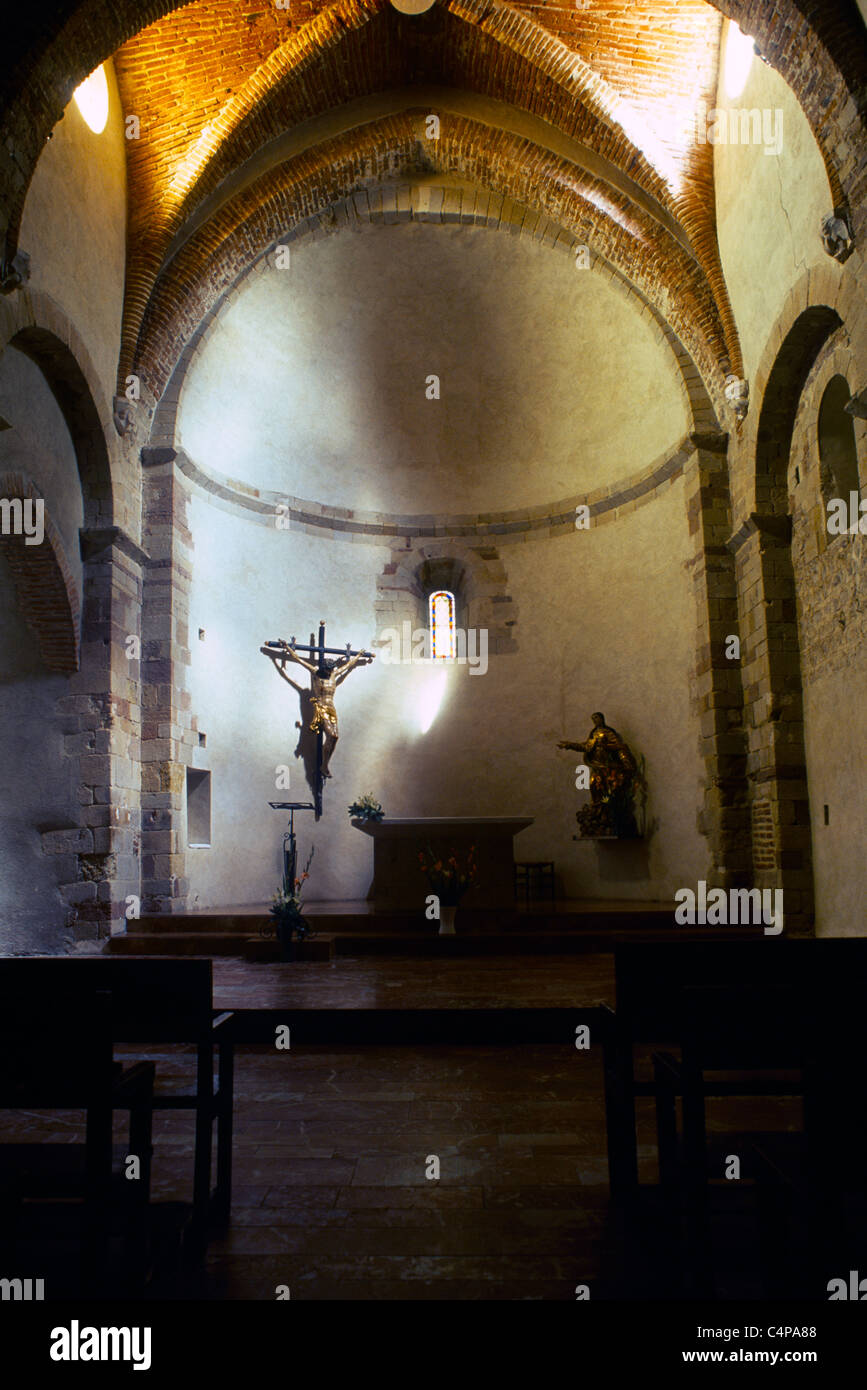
[243, 925, 763, 962]
[106, 932, 333, 960]
[130, 904, 678, 936]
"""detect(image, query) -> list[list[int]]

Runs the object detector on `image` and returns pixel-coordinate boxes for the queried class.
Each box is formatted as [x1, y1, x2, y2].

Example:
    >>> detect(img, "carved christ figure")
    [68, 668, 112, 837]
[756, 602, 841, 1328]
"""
[262, 640, 374, 777]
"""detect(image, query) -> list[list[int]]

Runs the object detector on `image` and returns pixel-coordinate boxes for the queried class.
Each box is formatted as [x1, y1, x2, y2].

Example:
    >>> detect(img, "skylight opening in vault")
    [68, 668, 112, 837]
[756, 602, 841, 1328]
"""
[73, 65, 109, 134]
[724, 21, 755, 101]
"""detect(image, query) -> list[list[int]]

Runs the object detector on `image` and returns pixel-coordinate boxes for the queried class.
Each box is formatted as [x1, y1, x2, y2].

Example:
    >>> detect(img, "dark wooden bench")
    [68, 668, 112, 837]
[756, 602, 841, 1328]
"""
[606, 940, 867, 1200]
[0, 959, 235, 1239]
[0, 984, 155, 1284]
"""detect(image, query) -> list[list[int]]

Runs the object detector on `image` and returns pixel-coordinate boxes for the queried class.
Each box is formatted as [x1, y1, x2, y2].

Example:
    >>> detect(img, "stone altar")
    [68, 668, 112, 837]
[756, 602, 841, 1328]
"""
[353, 817, 534, 912]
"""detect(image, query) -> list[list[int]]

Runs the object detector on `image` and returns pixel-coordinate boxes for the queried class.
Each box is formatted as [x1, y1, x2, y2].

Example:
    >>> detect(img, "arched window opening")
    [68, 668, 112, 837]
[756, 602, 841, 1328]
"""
[723, 21, 755, 100]
[818, 374, 861, 506]
[73, 65, 109, 134]
[429, 589, 456, 660]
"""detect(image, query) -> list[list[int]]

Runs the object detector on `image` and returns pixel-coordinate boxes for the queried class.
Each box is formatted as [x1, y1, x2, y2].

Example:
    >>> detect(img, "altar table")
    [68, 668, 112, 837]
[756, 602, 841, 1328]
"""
[353, 817, 534, 912]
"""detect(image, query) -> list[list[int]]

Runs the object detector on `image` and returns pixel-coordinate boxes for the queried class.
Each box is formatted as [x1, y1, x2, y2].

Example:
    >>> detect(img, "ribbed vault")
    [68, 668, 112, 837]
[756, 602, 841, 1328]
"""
[0, 0, 863, 417]
[133, 117, 736, 410]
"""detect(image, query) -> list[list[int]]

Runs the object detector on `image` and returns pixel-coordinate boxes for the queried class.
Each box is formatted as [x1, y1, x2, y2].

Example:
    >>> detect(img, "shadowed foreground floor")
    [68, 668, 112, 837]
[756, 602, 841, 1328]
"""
[1, 955, 801, 1299]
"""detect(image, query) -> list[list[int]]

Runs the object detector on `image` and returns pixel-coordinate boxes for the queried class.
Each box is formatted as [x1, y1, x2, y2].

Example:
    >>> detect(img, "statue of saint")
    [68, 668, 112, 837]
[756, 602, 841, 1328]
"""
[558, 712, 640, 837]
[262, 640, 373, 778]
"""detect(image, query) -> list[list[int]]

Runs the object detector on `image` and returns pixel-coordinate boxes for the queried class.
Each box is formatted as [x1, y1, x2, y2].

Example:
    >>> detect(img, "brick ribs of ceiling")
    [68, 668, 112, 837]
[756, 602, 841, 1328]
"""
[112, 0, 739, 403]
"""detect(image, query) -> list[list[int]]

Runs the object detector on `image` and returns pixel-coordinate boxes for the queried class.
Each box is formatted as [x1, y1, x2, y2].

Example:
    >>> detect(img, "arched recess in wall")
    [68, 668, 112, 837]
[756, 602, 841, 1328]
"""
[818, 374, 862, 506]
[747, 303, 845, 931]
[149, 195, 719, 467]
[6, 325, 114, 527]
[373, 542, 517, 658]
[0, 307, 122, 948]
[756, 307, 844, 519]
[0, 474, 80, 672]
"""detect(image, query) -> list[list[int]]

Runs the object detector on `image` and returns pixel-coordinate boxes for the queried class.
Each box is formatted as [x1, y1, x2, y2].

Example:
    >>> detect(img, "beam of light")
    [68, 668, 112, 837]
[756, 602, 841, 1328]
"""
[724, 22, 755, 101]
[417, 665, 448, 735]
[73, 65, 109, 134]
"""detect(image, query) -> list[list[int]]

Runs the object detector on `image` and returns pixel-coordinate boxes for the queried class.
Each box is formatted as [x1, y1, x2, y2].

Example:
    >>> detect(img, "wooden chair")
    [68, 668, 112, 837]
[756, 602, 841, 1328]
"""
[749, 986, 867, 1297]
[0, 959, 236, 1243]
[608, 940, 867, 1203]
[0, 985, 155, 1287]
[651, 983, 806, 1294]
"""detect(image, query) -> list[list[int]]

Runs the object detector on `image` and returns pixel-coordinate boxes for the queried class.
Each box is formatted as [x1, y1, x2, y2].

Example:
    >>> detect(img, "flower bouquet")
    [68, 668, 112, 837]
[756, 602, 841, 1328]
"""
[348, 794, 384, 823]
[269, 845, 315, 959]
[418, 844, 477, 934]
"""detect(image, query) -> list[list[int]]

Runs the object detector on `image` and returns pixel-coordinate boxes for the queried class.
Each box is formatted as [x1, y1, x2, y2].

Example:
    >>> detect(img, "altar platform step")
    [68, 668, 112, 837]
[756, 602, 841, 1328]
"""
[105, 900, 764, 959]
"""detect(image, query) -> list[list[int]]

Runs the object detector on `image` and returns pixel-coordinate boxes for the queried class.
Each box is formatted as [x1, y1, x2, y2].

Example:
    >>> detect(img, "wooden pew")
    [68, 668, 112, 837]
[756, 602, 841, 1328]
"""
[652, 982, 807, 1294]
[607, 940, 867, 1200]
[0, 984, 155, 1285]
[0, 959, 235, 1240]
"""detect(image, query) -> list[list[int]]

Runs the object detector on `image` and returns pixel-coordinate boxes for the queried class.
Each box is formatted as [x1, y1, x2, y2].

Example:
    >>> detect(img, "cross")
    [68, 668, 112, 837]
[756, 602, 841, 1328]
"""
[261, 621, 374, 819]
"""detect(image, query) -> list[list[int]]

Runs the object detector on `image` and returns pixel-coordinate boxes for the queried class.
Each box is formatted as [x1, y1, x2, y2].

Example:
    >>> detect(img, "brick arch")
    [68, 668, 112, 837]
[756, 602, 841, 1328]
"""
[117, 0, 691, 381]
[1, 0, 862, 299]
[148, 182, 719, 454]
[3, 2, 861, 325]
[755, 305, 845, 518]
[0, 293, 115, 528]
[133, 118, 734, 416]
[0, 473, 80, 673]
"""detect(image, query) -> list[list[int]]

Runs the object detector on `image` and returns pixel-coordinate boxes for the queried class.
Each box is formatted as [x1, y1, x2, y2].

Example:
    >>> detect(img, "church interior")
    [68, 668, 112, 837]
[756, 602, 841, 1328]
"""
[0, 0, 866, 1316]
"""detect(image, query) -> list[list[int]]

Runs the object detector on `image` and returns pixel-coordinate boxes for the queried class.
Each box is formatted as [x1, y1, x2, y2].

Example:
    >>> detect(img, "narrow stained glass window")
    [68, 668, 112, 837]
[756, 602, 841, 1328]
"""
[429, 589, 456, 660]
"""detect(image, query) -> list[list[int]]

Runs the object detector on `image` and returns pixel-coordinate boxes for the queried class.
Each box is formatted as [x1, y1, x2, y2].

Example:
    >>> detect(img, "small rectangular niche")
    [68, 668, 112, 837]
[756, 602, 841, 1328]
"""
[187, 768, 211, 847]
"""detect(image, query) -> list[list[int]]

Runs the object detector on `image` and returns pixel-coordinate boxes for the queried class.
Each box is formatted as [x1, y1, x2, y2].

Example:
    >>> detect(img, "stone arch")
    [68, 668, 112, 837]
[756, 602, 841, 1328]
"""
[374, 539, 518, 659]
[146, 178, 722, 449]
[0, 292, 115, 528]
[131, 119, 734, 411]
[724, 298, 850, 934]
[0, 293, 143, 943]
[0, 472, 80, 672]
[755, 306, 844, 519]
[1, 0, 862, 276]
[818, 373, 861, 502]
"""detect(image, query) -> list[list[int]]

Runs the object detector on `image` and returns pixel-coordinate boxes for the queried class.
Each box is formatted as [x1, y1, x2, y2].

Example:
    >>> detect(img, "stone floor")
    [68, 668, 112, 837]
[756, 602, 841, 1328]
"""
[0, 955, 802, 1300]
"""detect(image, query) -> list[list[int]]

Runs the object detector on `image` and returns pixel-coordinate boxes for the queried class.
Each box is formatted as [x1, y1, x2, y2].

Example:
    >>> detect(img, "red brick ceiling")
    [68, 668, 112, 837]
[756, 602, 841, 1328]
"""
[109, 0, 749, 401]
[3, 0, 861, 410]
[2, 0, 862, 364]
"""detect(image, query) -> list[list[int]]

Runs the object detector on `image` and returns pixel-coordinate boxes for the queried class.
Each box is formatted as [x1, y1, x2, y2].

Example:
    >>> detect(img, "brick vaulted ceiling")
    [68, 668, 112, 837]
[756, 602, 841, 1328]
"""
[2, 0, 865, 407]
[108, 0, 741, 401]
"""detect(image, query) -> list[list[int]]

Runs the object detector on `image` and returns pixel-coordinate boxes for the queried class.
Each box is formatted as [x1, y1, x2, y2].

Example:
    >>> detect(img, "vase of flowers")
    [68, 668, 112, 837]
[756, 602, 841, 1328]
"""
[348, 794, 384, 824]
[418, 844, 477, 935]
[269, 846, 315, 960]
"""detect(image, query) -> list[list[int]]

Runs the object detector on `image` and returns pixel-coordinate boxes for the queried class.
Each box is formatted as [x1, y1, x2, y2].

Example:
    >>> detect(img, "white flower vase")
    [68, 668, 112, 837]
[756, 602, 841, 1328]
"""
[438, 904, 457, 936]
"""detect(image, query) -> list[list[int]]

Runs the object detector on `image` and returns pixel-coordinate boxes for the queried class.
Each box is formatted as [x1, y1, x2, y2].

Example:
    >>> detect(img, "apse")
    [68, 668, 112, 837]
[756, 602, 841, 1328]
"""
[175, 218, 706, 909]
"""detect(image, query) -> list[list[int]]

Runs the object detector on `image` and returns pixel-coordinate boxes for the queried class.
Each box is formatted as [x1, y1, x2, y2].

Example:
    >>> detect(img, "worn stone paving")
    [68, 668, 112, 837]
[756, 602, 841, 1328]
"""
[0, 956, 802, 1300]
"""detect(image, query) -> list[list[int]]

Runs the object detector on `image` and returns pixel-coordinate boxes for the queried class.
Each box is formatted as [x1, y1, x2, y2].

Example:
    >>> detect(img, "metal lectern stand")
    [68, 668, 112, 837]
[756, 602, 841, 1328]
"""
[269, 801, 315, 889]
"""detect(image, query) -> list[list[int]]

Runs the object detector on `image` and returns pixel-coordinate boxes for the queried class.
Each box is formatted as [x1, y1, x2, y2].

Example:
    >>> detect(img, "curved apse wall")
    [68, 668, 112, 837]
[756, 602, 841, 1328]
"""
[176, 218, 708, 909]
[177, 219, 690, 517]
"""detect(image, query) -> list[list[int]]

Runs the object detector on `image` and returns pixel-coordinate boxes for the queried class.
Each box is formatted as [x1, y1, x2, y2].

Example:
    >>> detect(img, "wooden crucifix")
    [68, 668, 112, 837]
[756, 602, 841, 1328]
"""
[261, 621, 374, 819]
